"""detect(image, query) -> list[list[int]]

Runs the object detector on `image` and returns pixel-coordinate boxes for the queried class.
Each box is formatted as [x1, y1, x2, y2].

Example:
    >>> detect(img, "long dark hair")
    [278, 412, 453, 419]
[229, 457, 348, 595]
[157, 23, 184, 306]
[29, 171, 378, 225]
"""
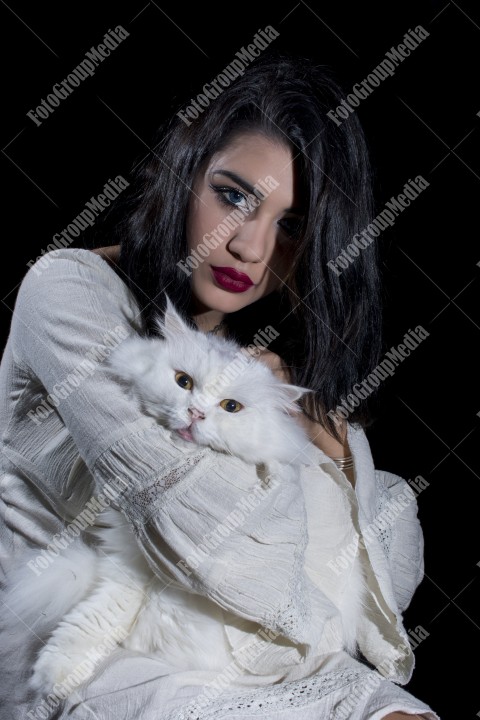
[104, 52, 383, 440]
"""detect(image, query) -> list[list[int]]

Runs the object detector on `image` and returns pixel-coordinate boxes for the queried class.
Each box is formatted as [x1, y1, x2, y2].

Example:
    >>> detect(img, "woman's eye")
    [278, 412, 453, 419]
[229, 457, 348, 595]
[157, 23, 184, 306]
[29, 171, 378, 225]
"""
[224, 189, 246, 206]
[175, 371, 193, 390]
[279, 216, 302, 238]
[219, 398, 243, 413]
[211, 185, 254, 213]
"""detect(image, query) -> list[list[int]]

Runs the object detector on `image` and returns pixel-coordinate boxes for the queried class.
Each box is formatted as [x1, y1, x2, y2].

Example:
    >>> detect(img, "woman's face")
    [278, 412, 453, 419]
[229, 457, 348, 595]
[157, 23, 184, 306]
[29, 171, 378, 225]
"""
[186, 132, 302, 330]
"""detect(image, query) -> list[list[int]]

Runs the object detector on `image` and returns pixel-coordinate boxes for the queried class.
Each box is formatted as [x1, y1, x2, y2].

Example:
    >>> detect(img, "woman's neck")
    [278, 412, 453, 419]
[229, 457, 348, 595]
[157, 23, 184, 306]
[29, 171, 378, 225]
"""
[189, 298, 225, 335]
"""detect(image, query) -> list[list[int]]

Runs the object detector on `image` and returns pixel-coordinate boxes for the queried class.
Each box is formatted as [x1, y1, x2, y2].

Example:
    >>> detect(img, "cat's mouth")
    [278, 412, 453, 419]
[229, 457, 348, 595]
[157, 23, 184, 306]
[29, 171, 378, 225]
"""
[175, 425, 195, 442]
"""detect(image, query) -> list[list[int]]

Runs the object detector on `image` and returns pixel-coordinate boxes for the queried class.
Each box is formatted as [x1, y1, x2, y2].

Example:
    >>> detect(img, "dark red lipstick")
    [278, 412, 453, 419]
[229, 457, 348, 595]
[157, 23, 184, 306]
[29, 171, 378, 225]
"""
[211, 266, 254, 293]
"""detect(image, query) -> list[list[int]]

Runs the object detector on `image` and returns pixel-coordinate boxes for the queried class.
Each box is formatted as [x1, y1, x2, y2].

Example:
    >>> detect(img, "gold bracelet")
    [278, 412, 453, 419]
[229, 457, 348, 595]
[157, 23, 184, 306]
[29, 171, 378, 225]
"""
[329, 455, 354, 470]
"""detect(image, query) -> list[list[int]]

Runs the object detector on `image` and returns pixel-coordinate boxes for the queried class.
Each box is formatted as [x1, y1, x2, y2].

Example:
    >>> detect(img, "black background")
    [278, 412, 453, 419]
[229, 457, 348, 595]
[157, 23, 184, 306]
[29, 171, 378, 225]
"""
[1, 1, 479, 717]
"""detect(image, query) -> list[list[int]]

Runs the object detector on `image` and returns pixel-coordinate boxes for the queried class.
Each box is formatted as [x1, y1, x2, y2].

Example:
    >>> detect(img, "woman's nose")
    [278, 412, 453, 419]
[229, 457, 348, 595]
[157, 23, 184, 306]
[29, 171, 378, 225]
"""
[227, 218, 272, 263]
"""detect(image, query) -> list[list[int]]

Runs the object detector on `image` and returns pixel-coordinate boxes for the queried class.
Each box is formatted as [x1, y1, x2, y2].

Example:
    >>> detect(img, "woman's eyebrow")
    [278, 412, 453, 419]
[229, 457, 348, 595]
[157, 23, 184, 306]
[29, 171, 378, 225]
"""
[211, 170, 265, 200]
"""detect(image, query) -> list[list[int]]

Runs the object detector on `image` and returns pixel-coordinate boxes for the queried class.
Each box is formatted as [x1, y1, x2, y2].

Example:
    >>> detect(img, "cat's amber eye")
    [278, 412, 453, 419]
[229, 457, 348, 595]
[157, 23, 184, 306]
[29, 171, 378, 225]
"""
[219, 399, 243, 413]
[175, 371, 193, 390]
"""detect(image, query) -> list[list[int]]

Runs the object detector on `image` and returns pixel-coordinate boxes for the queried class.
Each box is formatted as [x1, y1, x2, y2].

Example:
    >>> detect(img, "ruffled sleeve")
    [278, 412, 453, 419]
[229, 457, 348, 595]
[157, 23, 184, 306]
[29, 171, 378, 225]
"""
[5, 248, 327, 655]
[373, 469, 425, 613]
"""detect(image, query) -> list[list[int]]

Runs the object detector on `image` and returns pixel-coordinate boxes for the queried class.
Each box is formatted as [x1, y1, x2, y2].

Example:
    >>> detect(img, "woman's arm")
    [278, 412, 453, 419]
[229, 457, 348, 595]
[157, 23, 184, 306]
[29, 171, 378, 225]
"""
[7, 248, 321, 648]
[9, 248, 203, 503]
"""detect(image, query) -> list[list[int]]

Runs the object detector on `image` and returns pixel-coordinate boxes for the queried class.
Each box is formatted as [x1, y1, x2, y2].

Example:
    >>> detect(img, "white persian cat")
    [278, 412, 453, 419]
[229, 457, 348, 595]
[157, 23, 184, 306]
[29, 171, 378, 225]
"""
[5, 295, 365, 696]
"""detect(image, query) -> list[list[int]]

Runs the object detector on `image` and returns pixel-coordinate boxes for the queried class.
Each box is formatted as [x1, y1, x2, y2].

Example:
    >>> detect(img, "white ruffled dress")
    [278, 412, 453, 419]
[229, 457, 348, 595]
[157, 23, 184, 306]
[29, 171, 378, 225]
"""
[0, 248, 440, 719]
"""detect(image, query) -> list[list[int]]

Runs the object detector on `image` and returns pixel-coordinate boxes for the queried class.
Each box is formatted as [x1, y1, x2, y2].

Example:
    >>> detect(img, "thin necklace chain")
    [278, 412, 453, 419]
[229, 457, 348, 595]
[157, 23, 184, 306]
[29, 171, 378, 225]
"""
[208, 321, 226, 336]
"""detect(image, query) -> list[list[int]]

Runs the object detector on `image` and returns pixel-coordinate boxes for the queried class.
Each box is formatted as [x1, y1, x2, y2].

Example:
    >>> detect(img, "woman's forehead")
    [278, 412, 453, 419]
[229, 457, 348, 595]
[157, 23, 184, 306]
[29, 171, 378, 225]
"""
[206, 131, 291, 166]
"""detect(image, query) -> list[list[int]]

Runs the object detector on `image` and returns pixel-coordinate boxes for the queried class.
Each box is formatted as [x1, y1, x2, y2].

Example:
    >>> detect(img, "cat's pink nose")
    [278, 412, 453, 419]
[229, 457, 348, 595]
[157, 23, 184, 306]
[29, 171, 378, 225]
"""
[188, 407, 205, 421]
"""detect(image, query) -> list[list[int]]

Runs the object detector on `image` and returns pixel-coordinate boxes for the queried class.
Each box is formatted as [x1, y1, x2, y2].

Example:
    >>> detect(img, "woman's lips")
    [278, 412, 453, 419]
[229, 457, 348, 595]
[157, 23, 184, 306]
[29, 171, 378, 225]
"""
[211, 266, 254, 293]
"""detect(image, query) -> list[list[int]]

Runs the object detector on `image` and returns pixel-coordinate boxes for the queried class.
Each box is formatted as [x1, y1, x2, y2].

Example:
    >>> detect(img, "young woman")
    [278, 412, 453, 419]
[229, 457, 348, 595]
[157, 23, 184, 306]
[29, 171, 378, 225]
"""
[0, 53, 439, 719]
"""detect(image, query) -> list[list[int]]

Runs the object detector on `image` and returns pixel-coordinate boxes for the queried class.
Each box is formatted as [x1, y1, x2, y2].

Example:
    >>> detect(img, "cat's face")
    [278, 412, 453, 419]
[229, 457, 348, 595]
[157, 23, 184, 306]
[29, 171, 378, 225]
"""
[110, 295, 314, 465]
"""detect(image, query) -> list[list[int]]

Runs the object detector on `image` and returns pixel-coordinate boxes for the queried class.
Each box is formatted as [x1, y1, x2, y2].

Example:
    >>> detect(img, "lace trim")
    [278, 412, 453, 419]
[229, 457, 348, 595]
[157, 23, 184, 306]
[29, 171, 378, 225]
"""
[373, 473, 393, 559]
[264, 491, 309, 642]
[168, 667, 368, 719]
[129, 452, 205, 521]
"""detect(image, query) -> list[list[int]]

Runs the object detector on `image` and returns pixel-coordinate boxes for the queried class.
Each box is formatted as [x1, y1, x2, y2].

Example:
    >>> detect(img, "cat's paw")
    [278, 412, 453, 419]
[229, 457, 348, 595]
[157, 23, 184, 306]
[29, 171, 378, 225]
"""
[30, 647, 93, 695]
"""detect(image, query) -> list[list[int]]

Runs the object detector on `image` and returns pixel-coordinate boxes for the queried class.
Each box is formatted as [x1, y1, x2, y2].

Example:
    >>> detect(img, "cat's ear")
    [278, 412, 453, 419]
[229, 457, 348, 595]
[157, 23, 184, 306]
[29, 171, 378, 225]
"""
[277, 383, 314, 411]
[154, 294, 189, 340]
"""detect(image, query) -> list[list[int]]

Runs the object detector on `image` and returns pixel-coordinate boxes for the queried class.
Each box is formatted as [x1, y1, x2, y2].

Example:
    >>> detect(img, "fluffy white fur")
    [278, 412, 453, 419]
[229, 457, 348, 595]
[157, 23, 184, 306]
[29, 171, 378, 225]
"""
[110, 295, 317, 467]
[6, 294, 366, 695]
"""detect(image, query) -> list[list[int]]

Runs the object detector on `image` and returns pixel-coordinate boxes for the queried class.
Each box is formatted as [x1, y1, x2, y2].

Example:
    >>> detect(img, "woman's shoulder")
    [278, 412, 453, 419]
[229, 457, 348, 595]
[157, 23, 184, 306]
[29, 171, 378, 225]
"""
[21, 246, 129, 300]
[26, 245, 118, 280]
[16, 246, 142, 325]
